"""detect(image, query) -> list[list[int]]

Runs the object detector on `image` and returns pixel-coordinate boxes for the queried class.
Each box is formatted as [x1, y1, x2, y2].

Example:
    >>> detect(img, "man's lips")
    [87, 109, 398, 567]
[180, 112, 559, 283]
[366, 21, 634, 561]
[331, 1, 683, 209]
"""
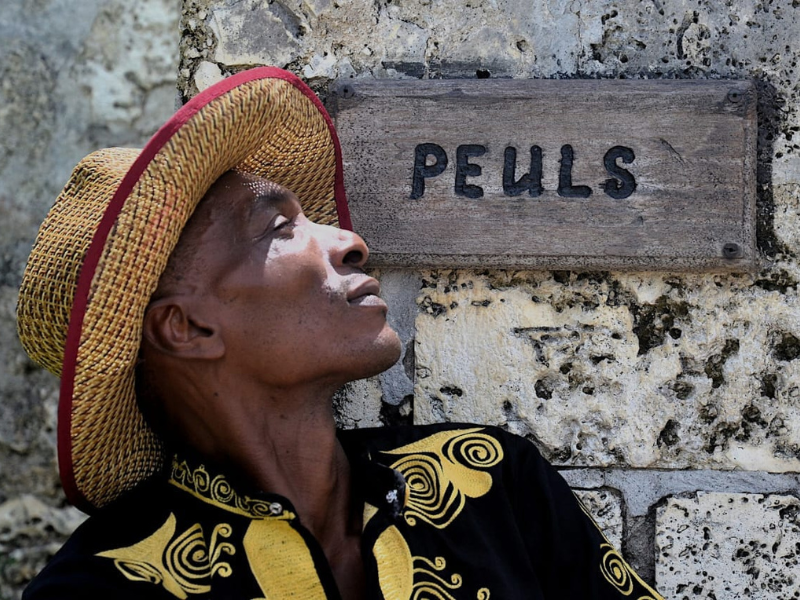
[347, 277, 387, 308]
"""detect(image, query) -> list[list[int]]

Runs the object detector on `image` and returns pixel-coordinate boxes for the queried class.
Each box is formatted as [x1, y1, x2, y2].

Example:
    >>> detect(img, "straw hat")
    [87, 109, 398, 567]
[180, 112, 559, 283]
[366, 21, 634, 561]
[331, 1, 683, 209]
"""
[16, 67, 352, 513]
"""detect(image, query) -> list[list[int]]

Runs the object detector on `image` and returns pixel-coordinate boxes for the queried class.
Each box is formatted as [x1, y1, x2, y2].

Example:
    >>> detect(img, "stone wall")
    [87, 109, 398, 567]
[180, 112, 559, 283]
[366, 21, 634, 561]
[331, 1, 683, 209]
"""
[178, 0, 800, 596]
[2, 0, 800, 598]
[0, 1, 180, 598]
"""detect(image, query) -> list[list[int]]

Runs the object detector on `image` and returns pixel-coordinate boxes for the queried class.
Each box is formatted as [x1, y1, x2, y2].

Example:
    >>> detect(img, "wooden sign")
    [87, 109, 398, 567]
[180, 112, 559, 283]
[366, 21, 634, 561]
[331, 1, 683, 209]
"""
[331, 79, 757, 271]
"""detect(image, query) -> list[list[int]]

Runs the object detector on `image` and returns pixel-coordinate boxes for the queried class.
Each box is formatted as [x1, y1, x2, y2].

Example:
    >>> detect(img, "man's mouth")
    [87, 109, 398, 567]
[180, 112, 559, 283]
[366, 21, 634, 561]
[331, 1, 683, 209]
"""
[347, 278, 387, 309]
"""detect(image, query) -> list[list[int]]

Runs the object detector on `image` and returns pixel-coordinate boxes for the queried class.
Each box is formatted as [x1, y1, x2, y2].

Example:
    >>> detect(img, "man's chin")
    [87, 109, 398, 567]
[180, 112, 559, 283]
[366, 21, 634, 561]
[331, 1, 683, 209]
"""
[357, 328, 404, 379]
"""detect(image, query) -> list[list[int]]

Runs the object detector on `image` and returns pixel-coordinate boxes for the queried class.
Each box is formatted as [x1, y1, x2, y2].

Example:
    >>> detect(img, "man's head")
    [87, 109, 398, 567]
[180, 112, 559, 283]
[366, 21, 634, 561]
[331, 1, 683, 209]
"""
[16, 67, 370, 511]
[137, 171, 401, 446]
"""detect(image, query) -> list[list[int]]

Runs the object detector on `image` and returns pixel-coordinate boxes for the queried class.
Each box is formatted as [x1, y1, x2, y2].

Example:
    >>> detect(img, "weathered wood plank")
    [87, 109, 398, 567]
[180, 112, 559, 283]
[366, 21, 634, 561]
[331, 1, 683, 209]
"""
[331, 79, 757, 271]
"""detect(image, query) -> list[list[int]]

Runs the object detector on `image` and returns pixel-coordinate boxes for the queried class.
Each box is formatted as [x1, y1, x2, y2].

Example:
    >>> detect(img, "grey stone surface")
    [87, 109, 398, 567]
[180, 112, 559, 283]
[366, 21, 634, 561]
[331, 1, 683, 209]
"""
[0, 496, 86, 599]
[194, 59, 224, 91]
[563, 466, 800, 584]
[656, 492, 800, 599]
[561, 467, 800, 517]
[333, 377, 384, 429]
[376, 270, 420, 406]
[208, 0, 301, 68]
[0, 0, 180, 597]
[574, 488, 624, 550]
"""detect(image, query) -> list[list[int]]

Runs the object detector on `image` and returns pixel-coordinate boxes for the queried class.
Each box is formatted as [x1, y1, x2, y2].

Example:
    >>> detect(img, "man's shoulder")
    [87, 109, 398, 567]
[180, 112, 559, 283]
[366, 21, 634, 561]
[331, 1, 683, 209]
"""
[341, 421, 544, 464]
[23, 480, 178, 599]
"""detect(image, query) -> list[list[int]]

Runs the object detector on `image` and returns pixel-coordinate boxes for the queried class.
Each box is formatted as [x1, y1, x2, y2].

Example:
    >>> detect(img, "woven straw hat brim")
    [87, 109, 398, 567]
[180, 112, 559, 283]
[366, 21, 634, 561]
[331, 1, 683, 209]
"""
[17, 68, 351, 512]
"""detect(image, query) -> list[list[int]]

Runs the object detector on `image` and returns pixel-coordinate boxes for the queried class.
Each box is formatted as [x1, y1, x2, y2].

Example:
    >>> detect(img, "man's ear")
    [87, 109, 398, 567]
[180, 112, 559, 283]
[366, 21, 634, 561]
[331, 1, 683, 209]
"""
[142, 297, 225, 360]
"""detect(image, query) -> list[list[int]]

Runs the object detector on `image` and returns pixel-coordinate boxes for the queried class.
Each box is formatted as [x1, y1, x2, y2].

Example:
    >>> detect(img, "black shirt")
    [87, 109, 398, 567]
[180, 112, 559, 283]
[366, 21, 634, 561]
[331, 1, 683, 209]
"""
[23, 423, 664, 599]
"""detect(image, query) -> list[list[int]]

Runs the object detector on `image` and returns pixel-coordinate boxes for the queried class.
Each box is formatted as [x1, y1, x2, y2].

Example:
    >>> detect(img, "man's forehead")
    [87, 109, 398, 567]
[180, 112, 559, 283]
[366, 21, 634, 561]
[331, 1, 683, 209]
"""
[241, 177, 286, 199]
[200, 172, 292, 223]
[207, 171, 283, 200]
[207, 172, 296, 213]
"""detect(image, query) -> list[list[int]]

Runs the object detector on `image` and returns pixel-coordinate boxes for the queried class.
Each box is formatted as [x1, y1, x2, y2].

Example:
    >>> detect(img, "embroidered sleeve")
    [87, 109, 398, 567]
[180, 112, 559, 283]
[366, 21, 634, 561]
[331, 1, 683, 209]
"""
[21, 538, 177, 600]
[506, 432, 664, 600]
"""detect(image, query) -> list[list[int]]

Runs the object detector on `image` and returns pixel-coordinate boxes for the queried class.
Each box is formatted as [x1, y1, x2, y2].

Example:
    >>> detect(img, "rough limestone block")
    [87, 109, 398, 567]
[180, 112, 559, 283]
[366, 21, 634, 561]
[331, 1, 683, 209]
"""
[208, 0, 301, 68]
[72, 0, 181, 137]
[193, 60, 224, 91]
[334, 377, 383, 430]
[656, 492, 800, 599]
[415, 271, 800, 471]
[0, 495, 86, 544]
[0, 496, 87, 598]
[574, 488, 623, 550]
[376, 270, 419, 406]
[302, 52, 338, 80]
[773, 184, 800, 258]
[376, 10, 428, 72]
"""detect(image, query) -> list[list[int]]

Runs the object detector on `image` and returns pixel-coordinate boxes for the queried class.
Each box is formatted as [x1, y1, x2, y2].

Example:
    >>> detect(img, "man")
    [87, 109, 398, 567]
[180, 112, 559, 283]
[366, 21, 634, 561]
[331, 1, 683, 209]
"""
[18, 67, 663, 599]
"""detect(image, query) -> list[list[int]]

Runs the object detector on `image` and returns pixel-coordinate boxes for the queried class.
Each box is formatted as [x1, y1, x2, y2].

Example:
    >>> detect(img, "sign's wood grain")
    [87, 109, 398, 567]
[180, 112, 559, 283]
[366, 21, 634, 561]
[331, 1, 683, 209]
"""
[331, 79, 757, 271]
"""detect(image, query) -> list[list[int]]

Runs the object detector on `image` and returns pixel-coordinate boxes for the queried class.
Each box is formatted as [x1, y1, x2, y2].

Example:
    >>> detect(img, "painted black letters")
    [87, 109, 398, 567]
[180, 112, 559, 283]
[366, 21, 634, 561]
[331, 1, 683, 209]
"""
[557, 144, 592, 198]
[411, 143, 638, 200]
[410, 143, 448, 199]
[503, 146, 543, 197]
[455, 144, 487, 199]
[603, 145, 637, 199]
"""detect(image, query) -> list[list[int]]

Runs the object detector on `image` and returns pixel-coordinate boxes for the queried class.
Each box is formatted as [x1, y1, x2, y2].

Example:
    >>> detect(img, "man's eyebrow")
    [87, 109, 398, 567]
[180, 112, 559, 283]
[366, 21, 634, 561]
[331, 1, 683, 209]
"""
[246, 187, 297, 219]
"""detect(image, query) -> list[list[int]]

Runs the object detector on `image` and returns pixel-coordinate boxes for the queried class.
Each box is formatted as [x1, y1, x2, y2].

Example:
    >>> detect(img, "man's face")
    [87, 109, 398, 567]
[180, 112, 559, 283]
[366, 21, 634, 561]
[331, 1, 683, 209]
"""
[179, 171, 402, 389]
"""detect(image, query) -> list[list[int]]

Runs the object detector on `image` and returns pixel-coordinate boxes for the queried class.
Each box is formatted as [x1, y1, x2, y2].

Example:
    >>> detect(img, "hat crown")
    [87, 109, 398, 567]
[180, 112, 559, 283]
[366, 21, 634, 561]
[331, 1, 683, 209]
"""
[17, 148, 140, 375]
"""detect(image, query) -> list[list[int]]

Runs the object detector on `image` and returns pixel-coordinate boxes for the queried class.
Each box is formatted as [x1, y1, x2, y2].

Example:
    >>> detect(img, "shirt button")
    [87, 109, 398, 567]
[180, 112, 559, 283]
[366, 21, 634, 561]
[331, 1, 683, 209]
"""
[269, 502, 283, 515]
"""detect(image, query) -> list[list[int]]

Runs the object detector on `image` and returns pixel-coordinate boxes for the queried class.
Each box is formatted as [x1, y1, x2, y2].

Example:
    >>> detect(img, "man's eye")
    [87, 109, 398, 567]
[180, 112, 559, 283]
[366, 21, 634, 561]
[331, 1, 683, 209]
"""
[255, 211, 303, 241]
[272, 214, 299, 234]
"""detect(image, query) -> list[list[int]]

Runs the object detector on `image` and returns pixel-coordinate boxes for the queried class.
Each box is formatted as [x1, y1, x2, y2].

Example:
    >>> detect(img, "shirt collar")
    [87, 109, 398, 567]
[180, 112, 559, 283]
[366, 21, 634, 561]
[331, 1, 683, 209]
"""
[165, 431, 408, 521]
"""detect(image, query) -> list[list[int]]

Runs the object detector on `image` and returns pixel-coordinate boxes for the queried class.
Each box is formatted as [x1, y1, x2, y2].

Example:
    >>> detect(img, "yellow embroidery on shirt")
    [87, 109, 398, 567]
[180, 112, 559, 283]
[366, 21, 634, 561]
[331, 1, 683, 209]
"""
[169, 457, 296, 520]
[597, 543, 662, 600]
[383, 428, 503, 529]
[373, 524, 490, 600]
[364, 502, 379, 528]
[373, 525, 414, 600]
[242, 518, 327, 600]
[412, 555, 489, 599]
[412, 555, 462, 598]
[578, 500, 664, 600]
[96, 513, 234, 599]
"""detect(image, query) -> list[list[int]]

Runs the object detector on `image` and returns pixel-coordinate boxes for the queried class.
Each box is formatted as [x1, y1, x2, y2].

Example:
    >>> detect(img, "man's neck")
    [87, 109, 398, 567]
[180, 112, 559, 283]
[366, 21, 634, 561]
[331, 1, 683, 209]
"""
[226, 413, 356, 543]
[160, 375, 367, 599]
[169, 382, 360, 550]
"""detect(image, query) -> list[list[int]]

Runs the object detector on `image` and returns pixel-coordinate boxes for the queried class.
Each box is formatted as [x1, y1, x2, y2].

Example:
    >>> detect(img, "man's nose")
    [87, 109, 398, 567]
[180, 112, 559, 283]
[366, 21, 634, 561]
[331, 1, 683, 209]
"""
[317, 223, 370, 269]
